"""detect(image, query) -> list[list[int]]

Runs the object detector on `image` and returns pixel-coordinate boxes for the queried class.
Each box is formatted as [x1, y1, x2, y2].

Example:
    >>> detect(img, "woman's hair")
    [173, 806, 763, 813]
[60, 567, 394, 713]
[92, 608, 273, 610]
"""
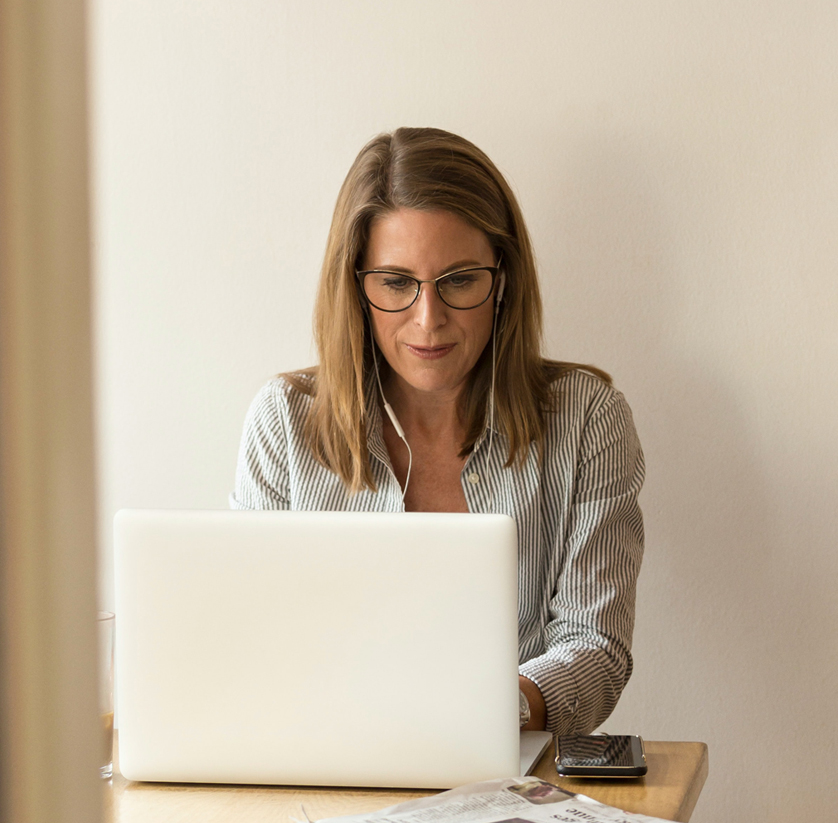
[287, 127, 609, 492]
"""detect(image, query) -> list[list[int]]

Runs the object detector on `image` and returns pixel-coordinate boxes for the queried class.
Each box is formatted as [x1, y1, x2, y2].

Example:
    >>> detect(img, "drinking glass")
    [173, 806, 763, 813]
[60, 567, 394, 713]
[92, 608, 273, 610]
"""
[98, 611, 115, 779]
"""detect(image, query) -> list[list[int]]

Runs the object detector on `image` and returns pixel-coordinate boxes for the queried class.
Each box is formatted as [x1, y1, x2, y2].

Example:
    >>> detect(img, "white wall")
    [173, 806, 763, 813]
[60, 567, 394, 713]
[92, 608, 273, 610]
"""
[90, 2, 838, 820]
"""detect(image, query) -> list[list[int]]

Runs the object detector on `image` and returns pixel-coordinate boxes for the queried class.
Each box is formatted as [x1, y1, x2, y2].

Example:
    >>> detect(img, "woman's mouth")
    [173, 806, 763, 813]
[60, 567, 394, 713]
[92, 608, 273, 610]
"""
[404, 344, 455, 360]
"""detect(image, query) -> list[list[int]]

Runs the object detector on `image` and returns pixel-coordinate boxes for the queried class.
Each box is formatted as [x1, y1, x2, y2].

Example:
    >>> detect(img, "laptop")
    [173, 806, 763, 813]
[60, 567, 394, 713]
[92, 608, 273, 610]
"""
[114, 509, 551, 788]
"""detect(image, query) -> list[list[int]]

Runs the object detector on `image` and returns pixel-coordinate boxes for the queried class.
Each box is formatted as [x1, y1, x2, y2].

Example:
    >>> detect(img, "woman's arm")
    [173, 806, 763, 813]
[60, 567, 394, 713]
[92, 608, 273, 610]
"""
[519, 389, 645, 734]
[519, 675, 547, 731]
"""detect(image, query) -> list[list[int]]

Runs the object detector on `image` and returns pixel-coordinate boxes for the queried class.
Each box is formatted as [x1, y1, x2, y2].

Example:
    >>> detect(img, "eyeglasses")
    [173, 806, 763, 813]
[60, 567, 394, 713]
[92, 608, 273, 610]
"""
[357, 265, 499, 312]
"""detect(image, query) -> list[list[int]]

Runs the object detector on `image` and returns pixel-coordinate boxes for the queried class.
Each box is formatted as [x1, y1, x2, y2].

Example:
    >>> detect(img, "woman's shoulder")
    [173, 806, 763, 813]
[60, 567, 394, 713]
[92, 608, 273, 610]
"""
[245, 368, 317, 424]
[545, 363, 632, 422]
[539, 365, 641, 466]
[274, 367, 317, 397]
[547, 361, 614, 396]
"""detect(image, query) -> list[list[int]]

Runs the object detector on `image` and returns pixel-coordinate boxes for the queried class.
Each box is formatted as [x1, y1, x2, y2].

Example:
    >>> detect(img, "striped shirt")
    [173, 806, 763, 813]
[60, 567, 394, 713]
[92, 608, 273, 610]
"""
[231, 369, 645, 735]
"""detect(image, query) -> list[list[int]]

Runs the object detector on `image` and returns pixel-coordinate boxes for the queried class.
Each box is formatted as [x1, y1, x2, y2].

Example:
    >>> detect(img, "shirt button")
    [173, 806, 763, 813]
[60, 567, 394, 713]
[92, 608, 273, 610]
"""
[467, 472, 480, 485]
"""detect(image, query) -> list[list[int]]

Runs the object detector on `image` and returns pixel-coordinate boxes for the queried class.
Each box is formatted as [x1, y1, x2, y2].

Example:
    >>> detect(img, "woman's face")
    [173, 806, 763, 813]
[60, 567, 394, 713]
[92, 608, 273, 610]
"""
[362, 208, 496, 404]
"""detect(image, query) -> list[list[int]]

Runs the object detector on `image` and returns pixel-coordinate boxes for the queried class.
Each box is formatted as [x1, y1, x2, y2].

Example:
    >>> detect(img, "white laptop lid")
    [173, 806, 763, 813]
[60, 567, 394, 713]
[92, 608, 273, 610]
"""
[114, 510, 522, 788]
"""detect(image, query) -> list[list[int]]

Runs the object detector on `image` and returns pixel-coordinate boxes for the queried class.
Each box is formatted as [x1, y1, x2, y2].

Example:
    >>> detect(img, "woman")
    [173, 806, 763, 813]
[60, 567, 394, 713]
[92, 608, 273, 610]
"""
[232, 127, 645, 735]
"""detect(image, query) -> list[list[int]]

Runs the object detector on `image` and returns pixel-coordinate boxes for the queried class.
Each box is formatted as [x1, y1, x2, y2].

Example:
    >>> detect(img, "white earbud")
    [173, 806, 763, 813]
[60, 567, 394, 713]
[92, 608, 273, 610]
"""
[384, 402, 405, 439]
[495, 272, 506, 313]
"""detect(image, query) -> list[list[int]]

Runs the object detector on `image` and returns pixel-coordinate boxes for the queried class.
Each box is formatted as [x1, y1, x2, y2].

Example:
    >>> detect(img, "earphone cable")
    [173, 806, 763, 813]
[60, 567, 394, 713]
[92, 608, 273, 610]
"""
[370, 329, 412, 503]
[487, 306, 500, 514]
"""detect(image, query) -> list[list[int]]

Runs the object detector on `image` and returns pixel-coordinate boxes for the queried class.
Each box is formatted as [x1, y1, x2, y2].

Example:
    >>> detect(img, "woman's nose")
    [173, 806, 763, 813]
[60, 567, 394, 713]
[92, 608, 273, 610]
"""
[412, 282, 447, 329]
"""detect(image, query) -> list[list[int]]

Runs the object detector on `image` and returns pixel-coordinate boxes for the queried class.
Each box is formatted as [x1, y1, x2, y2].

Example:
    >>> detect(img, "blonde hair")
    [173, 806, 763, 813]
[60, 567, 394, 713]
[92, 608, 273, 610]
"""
[287, 127, 609, 492]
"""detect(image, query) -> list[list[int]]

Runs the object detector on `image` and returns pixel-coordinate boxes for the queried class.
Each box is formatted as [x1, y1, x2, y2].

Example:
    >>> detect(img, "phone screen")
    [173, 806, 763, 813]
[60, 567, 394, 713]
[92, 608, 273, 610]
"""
[557, 735, 637, 768]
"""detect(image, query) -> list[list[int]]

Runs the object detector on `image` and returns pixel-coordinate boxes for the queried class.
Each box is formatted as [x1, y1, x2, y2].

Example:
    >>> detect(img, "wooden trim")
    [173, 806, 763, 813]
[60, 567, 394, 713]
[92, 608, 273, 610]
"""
[0, 0, 101, 821]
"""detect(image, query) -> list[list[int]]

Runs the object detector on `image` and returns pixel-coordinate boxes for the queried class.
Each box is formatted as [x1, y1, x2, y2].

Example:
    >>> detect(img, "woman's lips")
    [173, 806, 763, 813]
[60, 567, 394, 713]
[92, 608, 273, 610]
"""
[404, 344, 455, 360]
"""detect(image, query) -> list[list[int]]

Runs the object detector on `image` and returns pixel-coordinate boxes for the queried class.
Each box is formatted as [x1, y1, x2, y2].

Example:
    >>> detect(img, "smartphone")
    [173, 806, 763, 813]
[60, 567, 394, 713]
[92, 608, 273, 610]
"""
[555, 734, 647, 777]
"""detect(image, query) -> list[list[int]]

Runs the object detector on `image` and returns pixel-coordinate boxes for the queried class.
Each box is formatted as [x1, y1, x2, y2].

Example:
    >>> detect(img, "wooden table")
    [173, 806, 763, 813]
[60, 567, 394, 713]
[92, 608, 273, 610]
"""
[105, 734, 708, 823]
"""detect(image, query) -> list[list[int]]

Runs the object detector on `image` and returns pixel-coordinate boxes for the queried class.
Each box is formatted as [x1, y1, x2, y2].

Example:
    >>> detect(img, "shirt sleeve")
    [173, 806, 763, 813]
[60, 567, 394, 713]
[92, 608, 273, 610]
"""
[229, 381, 292, 510]
[518, 389, 645, 734]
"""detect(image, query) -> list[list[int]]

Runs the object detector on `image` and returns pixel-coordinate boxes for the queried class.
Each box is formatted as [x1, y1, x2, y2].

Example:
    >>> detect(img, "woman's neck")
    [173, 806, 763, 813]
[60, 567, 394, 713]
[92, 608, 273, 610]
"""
[381, 375, 465, 441]
[379, 374, 471, 513]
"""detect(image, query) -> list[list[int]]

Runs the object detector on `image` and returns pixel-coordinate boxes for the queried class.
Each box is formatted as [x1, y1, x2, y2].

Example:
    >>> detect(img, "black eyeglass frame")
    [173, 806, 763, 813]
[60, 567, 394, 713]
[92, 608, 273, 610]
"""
[356, 265, 500, 312]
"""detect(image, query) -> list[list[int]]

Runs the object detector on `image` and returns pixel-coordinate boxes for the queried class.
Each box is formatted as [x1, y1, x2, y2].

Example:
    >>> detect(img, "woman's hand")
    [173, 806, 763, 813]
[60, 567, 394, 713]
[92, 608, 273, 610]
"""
[519, 675, 547, 731]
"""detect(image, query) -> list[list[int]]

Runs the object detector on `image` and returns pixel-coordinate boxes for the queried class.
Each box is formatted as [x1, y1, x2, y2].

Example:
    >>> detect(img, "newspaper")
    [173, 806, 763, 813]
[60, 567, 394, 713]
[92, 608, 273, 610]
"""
[308, 777, 672, 823]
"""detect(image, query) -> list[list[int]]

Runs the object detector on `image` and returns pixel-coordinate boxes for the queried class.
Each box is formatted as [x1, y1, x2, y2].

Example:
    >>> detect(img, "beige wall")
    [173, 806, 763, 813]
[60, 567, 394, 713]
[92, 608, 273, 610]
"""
[90, 2, 838, 820]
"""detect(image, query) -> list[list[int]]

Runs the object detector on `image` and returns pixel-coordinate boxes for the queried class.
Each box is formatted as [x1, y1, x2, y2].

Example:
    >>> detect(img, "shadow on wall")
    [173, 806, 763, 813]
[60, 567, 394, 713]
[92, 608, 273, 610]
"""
[533, 131, 837, 821]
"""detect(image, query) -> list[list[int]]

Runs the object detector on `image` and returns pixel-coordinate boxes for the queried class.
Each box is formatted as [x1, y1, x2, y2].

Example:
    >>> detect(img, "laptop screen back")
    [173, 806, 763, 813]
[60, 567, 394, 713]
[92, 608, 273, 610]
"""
[114, 509, 520, 788]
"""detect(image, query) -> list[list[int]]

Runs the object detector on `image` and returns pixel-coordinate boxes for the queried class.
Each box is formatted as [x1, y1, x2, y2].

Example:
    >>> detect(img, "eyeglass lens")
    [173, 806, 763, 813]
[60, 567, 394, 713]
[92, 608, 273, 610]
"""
[363, 269, 494, 311]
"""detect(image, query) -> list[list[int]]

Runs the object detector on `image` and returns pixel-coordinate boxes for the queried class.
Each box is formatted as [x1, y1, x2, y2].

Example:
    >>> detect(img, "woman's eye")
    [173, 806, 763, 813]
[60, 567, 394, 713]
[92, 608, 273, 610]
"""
[444, 274, 478, 289]
[381, 276, 414, 291]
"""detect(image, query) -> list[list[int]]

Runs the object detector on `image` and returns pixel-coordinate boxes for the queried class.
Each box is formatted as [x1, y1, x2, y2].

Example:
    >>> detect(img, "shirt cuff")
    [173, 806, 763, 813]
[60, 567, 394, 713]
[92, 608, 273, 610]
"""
[519, 655, 579, 735]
